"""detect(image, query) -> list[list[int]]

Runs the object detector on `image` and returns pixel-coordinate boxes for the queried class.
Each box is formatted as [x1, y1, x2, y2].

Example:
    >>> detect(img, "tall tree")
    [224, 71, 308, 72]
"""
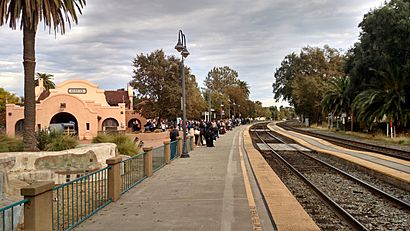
[352, 64, 409, 132]
[346, 0, 410, 117]
[130, 49, 205, 122]
[273, 46, 345, 124]
[204, 66, 250, 119]
[35, 72, 56, 90]
[0, 0, 86, 150]
[272, 52, 300, 104]
[204, 66, 239, 92]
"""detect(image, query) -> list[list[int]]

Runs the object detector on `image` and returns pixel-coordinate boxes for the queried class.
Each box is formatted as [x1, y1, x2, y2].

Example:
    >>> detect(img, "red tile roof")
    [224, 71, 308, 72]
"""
[104, 90, 130, 106]
[37, 90, 50, 102]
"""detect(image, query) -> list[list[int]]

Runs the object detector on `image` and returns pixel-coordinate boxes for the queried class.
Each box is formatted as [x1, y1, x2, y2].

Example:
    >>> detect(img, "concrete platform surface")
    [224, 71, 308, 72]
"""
[76, 126, 269, 231]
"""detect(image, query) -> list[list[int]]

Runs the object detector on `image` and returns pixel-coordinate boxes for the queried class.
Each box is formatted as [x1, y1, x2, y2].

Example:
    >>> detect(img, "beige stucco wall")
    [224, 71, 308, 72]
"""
[5, 79, 144, 140]
[53, 80, 109, 106]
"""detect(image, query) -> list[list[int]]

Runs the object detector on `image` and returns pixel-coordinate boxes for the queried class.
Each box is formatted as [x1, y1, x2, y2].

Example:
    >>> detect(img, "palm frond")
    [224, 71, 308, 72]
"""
[1, 0, 86, 34]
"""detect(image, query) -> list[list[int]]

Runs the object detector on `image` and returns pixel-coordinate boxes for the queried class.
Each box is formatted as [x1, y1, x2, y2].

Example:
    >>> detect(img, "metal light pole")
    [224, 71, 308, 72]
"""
[228, 99, 231, 119]
[208, 89, 212, 122]
[175, 30, 190, 158]
[220, 104, 224, 120]
[233, 102, 236, 118]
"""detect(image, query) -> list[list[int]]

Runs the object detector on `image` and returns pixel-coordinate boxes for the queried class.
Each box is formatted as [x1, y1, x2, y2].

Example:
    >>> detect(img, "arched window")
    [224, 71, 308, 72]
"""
[49, 112, 78, 135]
[102, 118, 119, 131]
[128, 119, 141, 132]
[15, 119, 24, 136]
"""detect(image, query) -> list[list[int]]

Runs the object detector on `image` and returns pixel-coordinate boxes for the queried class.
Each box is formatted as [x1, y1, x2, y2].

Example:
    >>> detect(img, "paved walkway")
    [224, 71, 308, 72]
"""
[77, 126, 273, 231]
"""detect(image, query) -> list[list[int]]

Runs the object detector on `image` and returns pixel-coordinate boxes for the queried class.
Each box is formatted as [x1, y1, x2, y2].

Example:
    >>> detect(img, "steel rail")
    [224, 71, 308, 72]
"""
[253, 129, 369, 231]
[266, 131, 410, 210]
[276, 122, 410, 161]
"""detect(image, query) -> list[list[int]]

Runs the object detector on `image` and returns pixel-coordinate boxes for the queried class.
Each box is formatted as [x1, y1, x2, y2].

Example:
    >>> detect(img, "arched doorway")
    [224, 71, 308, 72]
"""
[128, 118, 141, 132]
[50, 112, 78, 135]
[102, 118, 119, 131]
[15, 119, 24, 136]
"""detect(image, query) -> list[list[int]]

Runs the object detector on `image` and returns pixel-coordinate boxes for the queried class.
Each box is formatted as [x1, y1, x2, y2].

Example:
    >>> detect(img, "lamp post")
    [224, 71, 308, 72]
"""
[227, 99, 231, 119]
[175, 30, 190, 158]
[220, 104, 224, 120]
[233, 102, 236, 118]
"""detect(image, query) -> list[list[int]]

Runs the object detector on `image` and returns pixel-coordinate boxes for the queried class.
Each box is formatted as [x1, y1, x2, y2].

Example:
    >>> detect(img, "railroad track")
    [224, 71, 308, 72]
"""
[276, 121, 410, 161]
[250, 123, 410, 231]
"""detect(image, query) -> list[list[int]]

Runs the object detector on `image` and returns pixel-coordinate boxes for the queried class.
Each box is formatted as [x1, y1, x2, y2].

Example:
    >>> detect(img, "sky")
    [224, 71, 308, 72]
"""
[0, 0, 385, 107]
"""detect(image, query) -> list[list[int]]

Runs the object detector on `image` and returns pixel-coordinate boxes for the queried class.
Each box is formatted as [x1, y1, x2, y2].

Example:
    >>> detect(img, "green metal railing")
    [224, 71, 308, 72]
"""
[152, 146, 166, 172]
[52, 167, 111, 231]
[170, 141, 178, 160]
[121, 152, 147, 194]
[1, 199, 28, 231]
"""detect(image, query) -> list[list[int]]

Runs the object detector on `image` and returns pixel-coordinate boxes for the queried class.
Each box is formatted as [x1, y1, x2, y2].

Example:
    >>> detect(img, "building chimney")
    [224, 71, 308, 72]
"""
[35, 77, 45, 100]
[39, 77, 44, 88]
[128, 85, 134, 110]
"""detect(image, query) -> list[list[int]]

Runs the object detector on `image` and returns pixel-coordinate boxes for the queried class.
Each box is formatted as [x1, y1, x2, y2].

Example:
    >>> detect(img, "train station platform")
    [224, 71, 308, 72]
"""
[76, 125, 274, 231]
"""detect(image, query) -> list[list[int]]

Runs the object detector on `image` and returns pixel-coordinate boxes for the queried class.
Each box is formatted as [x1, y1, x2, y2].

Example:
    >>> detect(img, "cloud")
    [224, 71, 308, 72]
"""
[0, 0, 385, 108]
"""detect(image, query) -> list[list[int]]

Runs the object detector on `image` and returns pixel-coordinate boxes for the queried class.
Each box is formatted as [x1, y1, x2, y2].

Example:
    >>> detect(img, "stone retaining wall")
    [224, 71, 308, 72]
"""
[0, 143, 117, 197]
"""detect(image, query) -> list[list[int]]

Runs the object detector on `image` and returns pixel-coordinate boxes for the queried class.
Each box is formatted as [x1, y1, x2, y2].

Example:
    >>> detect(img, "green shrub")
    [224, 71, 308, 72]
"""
[36, 130, 51, 151]
[92, 134, 112, 143]
[93, 134, 139, 156]
[36, 130, 78, 151]
[0, 134, 23, 152]
[47, 134, 78, 151]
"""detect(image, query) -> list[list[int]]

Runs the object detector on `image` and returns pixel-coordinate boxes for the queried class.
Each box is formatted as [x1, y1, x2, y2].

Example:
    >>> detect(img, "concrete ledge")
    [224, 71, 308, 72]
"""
[21, 181, 54, 197]
[243, 125, 320, 231]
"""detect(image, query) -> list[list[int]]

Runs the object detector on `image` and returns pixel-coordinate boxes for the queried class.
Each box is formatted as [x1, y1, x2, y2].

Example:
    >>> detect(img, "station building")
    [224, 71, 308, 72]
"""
[6, 79, 146, 140]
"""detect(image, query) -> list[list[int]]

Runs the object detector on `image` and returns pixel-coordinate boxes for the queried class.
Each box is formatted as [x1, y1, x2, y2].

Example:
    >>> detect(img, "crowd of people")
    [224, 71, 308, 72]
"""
[142, 117, 250, 148]
[169, 118, 247, 147]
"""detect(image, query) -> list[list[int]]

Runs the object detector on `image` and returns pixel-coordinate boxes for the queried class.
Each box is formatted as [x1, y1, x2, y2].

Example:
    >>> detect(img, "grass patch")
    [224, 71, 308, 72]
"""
[92, 134, 140, 156]
[0, 134, 23, 152]
[343, 131, 410, 146]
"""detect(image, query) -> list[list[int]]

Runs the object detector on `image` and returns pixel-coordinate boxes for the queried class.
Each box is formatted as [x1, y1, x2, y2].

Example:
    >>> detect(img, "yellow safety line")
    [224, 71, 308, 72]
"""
[239, 130, 263, 231]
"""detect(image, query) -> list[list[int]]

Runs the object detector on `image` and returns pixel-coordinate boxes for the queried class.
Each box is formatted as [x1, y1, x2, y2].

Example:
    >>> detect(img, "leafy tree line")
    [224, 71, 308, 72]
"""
[130, 49, 207, 123]
[130, 50, 268, 122]
[272, 46, 345, 124]
[273, 0, 410, 134]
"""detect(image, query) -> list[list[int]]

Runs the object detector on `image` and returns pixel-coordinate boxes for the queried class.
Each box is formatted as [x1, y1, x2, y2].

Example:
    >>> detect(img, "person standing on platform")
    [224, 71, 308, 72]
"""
[205, 122, 215, 147]
[199, 121, 206, 146]
[169, 125, 179, 142]
[194, 126, 200, 146]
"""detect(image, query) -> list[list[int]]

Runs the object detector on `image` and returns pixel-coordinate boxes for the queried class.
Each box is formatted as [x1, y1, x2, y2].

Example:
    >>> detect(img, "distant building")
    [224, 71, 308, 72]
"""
[6, 79, 146, 139]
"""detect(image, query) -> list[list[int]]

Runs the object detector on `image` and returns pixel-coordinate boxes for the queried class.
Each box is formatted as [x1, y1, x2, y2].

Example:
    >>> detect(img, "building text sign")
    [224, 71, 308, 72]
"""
[68, 88, 87, 94]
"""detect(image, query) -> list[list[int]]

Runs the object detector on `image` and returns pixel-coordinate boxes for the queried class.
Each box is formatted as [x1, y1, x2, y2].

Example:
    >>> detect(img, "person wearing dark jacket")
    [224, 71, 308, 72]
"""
[169, 125, 179, 142]
[205, 123, 214, 147]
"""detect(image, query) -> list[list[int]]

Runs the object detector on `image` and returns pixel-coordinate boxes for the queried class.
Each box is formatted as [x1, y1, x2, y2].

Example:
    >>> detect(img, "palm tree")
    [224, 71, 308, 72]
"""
[237, 80, 250, 98]
[35, 73, 56, 90]
[321, 76, 352, 130]
[352, 64, 409, 135]
[0, 0, 86, 150]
